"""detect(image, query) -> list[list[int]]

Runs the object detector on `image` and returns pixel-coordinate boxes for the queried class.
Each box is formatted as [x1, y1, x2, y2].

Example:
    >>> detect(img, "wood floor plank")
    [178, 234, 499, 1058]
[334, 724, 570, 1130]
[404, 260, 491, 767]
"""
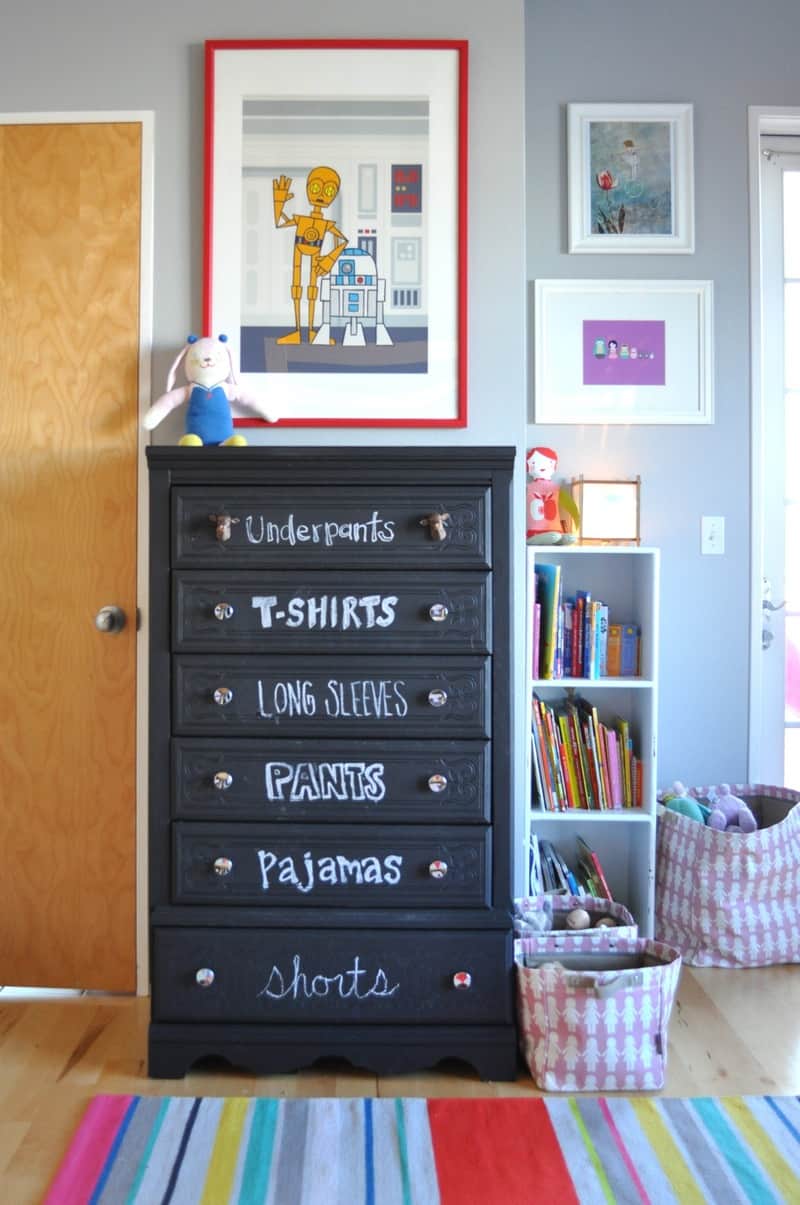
[3, 965, 799, 1203]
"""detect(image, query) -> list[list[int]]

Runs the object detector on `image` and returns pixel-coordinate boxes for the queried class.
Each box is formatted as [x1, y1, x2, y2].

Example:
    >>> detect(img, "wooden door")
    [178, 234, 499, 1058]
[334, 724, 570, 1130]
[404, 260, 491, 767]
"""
[0, 121, 142, 990]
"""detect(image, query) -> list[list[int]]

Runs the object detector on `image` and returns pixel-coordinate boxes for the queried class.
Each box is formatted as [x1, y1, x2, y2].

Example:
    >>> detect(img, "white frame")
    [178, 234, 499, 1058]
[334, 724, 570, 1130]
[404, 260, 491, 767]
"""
[568, 102, 695, 254]
[534, 278, 714, 425]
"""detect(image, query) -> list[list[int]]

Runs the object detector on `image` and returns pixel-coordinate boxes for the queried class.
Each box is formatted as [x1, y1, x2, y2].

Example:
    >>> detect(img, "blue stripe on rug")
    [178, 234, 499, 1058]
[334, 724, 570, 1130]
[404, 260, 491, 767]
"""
[766, 1096, 800, 1145]
[364, 1097, 375, 1205]
[692, 1097, 780, 1205]
[237, 1098, 278, 1205]
[160, 1098, 201, 1205]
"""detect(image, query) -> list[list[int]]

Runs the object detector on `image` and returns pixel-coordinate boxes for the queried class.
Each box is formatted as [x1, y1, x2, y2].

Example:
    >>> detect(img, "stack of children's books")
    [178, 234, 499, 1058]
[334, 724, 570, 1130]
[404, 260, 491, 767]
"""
[531, 693, 642, 811]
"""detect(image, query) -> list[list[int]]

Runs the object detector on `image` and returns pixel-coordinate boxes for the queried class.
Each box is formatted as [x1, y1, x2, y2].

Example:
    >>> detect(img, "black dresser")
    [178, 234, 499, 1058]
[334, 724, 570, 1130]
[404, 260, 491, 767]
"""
[146, 446, 517, 1080]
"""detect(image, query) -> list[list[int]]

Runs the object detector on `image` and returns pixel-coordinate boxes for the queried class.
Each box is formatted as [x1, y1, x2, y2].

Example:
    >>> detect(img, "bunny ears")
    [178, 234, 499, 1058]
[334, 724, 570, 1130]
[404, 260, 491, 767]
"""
[166, 334, 235, 392]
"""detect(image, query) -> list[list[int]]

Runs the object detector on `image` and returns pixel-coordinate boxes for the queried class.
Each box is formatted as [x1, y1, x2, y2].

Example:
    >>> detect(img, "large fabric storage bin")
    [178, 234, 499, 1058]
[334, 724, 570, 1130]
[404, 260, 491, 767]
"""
[655, 784, 800, 967]
[515, 936, 681, 1092]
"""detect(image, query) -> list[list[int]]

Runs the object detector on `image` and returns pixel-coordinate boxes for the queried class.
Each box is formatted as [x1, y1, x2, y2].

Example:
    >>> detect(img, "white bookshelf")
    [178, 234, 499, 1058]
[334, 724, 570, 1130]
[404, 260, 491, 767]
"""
[526, 545, 660, 936]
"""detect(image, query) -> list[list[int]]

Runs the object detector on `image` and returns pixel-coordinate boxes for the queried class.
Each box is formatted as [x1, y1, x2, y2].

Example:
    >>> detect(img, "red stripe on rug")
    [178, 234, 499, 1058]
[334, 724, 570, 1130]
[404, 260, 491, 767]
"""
[428, 1098, 579, 1205]
[43, 1094, 134, 1205]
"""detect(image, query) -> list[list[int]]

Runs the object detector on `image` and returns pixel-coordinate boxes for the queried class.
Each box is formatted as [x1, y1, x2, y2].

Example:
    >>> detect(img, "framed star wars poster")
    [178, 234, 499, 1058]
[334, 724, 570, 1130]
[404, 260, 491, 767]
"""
[204, 39, 468, 428]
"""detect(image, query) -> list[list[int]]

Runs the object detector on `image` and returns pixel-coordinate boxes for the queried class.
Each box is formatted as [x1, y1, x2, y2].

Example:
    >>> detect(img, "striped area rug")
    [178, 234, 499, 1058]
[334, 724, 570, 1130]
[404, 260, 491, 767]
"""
[45, 1094, 800, 1204]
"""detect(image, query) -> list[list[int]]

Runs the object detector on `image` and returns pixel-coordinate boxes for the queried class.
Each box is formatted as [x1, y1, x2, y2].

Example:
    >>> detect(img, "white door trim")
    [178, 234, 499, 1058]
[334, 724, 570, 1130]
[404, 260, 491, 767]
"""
[0, 111, 154, 995]
[747, 106, 800, 783]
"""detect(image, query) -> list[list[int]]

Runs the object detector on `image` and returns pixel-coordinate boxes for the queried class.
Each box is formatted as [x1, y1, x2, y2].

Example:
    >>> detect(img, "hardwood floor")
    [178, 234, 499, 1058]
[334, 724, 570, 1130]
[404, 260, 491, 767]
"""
[3, 964, 799, 1203]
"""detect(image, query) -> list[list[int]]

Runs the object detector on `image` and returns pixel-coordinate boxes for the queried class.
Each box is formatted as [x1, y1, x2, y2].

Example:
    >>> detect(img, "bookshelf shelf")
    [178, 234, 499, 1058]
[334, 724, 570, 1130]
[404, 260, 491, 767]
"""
[526, 544, 660, 936]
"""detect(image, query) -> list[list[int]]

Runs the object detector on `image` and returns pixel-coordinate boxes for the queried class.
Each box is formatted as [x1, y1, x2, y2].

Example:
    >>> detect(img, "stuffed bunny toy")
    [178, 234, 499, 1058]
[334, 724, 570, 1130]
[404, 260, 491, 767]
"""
[143, 334, 278, 446]
[706, 783, 758, 833]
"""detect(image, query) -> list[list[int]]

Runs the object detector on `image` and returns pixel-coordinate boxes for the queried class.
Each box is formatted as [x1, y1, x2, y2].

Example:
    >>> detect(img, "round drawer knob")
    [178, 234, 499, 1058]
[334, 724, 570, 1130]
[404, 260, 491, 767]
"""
[429, 859, 448, 879]
[213, 771, 233, 791]
[195, 968, 215, 988]
[453, 971, 472, 990]
[429, 603, 449, 623]
[427, 688, 448, 708]
[213, 687, 234, 706]
[214, 602, 235, 621]
[428, 773, 448, 794]
[213, 856, 233, 876]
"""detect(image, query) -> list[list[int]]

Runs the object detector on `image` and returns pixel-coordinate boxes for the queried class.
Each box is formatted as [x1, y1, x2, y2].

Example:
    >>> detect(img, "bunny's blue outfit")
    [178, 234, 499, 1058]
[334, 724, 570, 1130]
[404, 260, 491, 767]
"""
[185, 385, 233, 446]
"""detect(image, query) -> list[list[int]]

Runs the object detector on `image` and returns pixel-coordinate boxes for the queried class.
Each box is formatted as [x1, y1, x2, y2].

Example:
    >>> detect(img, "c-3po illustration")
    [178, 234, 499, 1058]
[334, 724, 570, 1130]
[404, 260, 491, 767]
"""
[272, 166, 348, 344]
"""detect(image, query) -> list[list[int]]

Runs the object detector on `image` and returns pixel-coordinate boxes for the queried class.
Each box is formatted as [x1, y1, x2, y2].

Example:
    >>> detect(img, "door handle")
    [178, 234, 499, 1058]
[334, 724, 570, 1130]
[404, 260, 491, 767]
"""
[95, 605, 127, 634]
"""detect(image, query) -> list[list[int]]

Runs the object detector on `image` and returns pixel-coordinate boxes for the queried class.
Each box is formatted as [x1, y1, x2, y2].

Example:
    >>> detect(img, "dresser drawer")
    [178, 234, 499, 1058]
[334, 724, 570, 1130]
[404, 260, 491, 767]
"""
[172, 486, 490, 569]
[173, 822, 490, 908]
[173, 655, 490, 739]
[151, 927, 512, 1025]
[172, 738, 490, 823]
[173, 571, 490, 654]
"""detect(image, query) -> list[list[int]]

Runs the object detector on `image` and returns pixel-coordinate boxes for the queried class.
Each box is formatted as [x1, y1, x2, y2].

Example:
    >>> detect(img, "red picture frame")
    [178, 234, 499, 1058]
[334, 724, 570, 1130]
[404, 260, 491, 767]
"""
[204, 39, 468, 428]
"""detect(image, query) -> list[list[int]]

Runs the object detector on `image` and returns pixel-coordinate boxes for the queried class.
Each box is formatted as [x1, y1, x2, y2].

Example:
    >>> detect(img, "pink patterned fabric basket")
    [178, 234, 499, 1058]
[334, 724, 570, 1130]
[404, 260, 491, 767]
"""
[655, 784, 800, 967]
[514, 894, 637, 949]
[514, 936, 681, 1092]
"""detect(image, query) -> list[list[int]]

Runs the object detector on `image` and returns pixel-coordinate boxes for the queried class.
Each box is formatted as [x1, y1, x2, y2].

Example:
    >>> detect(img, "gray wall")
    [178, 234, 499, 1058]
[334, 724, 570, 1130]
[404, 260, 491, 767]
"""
[0, 1, 529, 875]
[527, 0, 800, 788]
[4, 0, 789, 822]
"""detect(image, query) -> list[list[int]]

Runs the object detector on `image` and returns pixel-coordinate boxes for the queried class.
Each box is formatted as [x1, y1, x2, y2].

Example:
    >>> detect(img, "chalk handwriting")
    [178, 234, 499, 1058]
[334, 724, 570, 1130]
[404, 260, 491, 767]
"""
[257, 848, 403, 893]
[256, 679, 408, 720]
[258, 954, 400, 1001]
[265, 761, 386, 802]
[251, 594, 398, 631]
[245, 511, 395, 548]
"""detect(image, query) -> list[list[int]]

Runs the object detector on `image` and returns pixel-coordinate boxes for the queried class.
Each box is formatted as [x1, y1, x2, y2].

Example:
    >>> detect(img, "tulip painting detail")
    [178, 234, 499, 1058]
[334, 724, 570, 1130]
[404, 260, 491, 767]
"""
[594, 169, 626, 233]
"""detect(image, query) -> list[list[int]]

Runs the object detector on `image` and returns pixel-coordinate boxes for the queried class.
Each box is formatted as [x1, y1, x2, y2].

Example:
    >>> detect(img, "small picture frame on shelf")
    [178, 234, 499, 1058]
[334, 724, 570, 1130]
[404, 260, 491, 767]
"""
[571, 476, 641, 545]
[567, 102, 694, 254]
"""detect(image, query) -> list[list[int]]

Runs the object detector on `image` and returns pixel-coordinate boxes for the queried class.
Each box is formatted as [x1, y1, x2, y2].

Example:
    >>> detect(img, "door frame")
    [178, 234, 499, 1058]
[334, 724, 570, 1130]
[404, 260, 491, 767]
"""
[747, 106, 800, 783]
[0, 111, 154, 994]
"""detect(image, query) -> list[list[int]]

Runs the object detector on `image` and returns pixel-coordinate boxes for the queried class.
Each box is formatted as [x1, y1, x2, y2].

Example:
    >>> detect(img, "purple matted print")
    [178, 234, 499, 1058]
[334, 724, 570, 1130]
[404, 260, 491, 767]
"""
[583, 320, 665, 386]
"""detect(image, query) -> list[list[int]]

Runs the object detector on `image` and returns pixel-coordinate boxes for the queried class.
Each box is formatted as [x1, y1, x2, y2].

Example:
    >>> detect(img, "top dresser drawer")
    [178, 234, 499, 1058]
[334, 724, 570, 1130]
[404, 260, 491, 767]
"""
[172, 486, 490, 569]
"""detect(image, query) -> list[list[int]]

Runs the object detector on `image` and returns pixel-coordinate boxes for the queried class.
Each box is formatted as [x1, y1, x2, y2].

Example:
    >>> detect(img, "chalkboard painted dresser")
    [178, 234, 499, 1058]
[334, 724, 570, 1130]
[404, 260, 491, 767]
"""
[146, 446, 517, 1080]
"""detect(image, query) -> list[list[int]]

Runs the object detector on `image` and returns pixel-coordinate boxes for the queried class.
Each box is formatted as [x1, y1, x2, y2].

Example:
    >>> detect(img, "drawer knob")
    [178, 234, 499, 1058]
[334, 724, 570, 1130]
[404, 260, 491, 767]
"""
[214, 602, 235, 621]
[429, 859, 448, 879]
[427, 688, 448, 708]
[213, 856, 233, 876]
[428, 603, 449, 623]
[420, 511, 451, 541]
[208, 513, 240, 542]
[428, 773, 448, 793]
[213, 771, 233, 791]
[213, 686, 234, 706]
[195, 968, 216, 988]
[453, 971, 472, 990]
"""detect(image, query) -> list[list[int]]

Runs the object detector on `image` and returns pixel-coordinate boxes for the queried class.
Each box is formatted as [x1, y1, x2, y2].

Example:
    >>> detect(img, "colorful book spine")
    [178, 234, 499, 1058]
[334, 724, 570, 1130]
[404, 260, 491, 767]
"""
[532, 601, 541, 680]
[620, 623, 641, 677]
[596, 605, 609, 677]
[606, 623, 622, 677]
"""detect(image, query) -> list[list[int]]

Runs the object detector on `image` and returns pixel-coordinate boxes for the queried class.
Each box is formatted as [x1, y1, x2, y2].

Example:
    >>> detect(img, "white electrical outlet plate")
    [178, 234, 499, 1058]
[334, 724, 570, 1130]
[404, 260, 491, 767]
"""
[701, 515, 725, 555]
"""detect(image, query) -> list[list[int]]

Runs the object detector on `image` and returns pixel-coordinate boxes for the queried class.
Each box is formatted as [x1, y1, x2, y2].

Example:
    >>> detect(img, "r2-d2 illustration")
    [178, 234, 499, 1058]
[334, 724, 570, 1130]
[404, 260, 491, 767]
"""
[313, 247, 394, 348]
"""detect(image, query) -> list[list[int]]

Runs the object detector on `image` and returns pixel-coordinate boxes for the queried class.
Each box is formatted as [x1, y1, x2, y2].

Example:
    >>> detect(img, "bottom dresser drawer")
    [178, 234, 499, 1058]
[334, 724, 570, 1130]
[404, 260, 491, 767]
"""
[151, 926, 512, 1026]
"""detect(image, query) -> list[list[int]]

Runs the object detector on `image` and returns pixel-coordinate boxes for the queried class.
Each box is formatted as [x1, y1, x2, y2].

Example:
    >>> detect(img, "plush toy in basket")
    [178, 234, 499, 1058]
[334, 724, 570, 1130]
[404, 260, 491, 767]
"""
[144, 334, 279, 446]
[514, 894, 638, 951]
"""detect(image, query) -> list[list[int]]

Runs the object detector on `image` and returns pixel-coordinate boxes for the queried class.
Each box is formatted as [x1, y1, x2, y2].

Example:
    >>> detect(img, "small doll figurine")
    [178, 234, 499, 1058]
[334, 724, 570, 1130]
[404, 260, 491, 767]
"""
[526, 447, 581, 545]
[143, 334, 279, 446]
